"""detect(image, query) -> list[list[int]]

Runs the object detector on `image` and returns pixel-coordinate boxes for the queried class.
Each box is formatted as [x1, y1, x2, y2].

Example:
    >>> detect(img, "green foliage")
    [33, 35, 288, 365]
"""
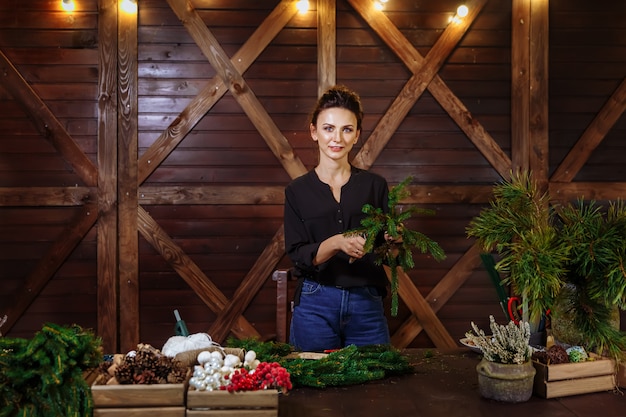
[345, 176, 446, 316]
[467, 170, 626, 357]
[466, 171, 569, 323]
[0, 323, 102, 417]
[226, 339, 413, 388]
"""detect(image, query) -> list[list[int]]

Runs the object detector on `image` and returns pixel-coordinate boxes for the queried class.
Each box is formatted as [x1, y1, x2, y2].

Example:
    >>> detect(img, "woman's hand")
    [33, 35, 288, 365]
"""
[343, 233, 366, 260]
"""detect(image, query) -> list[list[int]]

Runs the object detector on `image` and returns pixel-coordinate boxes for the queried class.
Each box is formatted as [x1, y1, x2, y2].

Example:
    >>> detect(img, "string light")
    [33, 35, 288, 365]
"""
[449, 4, 469, 24]
[296, 0, 309, 13]
[121, 0, 137, 14]
[61, 0, 75, 12]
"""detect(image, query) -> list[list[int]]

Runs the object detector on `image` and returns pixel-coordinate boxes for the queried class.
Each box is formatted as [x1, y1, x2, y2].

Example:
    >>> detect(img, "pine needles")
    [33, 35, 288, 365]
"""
[467, 170, 626, 357]
[466, 171, 568, 323]
[0, 323, 102, 417]
[345, 176, 446, 316]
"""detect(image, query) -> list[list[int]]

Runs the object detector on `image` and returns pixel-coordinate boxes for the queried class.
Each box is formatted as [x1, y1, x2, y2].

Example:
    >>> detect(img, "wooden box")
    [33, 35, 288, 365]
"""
[532, 354, 616, 398]
[186, 388, 278, 417]
[91, 382, 187, 417]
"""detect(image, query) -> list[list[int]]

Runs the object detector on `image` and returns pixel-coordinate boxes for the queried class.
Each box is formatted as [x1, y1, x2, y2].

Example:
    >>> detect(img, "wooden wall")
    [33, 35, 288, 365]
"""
[0, 0, 624, 353]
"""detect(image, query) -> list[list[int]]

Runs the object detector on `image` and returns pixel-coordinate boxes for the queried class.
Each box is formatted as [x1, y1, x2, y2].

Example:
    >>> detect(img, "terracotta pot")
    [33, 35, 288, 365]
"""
[476, 358, 536, 403]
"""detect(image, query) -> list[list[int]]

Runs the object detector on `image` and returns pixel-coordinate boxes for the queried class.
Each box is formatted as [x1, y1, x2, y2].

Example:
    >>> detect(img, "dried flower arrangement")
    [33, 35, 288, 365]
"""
[465, 315, 532, 365]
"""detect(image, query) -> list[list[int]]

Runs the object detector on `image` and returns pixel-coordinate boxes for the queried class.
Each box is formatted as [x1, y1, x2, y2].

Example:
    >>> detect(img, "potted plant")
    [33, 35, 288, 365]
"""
[466, 170, 626, 359]
[465, 315, 535, 402]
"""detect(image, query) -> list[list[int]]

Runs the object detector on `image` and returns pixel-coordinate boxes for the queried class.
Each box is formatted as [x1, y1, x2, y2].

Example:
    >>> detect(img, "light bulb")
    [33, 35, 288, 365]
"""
[374, 1, 384, 11]
[457, 5, 469, 18]
[296, 0, 309, 13]
[121, 0, 137, 14]
[61, 0, 75, 12]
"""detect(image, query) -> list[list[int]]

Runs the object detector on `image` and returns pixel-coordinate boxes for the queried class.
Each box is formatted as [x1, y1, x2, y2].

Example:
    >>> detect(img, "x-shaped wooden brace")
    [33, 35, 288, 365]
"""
[137, 0, 308, 341]
[346, 0, 495, 348]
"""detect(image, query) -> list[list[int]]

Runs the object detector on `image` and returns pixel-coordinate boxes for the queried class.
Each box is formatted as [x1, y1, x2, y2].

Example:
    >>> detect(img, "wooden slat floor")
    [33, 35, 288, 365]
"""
[278, 349, 625, 417]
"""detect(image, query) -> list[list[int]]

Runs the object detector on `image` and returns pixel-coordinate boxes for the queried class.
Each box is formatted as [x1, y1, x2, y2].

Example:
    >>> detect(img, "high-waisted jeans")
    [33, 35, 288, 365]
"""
[289, 279, 390, 351]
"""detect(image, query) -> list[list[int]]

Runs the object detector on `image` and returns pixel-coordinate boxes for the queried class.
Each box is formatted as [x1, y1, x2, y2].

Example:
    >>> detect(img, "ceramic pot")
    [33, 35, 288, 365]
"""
[476, 358, 536, 402]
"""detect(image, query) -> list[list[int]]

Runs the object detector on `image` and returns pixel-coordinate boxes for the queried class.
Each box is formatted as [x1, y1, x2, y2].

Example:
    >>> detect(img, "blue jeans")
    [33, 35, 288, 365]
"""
[289, 279, 390, 351]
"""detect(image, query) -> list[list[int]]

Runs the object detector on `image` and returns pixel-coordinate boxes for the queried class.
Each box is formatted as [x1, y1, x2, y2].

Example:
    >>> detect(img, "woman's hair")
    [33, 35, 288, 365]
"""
[310, 85, 364, 131]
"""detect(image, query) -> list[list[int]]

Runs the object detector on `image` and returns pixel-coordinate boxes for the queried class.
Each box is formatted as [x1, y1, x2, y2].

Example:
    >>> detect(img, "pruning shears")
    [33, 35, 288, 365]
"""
[480, 253, 549, 330]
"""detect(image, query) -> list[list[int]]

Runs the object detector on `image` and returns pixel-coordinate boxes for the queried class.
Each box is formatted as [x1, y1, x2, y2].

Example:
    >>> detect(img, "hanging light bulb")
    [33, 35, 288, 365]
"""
[121, 0, 137, 14]
[61, 0, 75, 12]
[457, 5, 469, 18]
[296, 0, 309, 13]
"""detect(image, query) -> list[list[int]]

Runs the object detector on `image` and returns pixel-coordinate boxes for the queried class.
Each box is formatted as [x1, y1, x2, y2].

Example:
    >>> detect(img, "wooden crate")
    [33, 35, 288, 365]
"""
[186, 388, 278, 417]
[91, 382, 187, 417]
[532, 354, 616, 398]
[618, 361, 626, 389]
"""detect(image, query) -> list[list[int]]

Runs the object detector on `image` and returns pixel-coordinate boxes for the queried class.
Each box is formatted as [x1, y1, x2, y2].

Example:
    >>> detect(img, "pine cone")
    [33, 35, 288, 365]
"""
[546, 345, 570, 364]
[114, 359, 135, 384]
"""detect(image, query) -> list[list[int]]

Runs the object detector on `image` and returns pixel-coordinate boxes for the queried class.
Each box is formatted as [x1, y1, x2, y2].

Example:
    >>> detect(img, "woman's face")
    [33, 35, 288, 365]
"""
[311, 107, 360, 162]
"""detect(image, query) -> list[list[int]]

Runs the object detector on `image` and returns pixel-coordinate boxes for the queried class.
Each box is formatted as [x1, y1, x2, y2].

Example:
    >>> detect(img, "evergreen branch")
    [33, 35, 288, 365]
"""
[345, 176, 446, 316]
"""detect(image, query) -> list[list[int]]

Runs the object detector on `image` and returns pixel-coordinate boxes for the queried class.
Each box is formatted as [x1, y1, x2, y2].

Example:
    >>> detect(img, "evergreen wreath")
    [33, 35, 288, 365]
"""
[227, 338, 413, 388]
[0, 323, 102, 417]
[344, 176, 446, 316]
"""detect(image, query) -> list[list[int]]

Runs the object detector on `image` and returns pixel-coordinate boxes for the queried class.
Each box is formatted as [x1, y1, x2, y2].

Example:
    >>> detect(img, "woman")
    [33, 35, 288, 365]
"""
[284, 85, 392, 352]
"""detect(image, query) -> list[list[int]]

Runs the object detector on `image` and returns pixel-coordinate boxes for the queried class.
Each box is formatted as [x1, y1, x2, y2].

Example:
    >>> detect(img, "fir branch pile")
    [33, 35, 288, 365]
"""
[0, 323, 102, 417]
[227, 338, 413, 388]
[345, 176, 446, 316]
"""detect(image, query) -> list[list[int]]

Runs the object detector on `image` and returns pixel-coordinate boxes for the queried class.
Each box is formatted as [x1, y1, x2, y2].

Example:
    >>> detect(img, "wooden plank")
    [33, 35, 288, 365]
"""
[97, 0, 119, 354]
[0, 186, 93, 206]
[117, 5, 139, 352]
[166, 0, 307, 181]
[511, 0, 530, 172]
[136, 184, 493, 205]
[208, 227, 285, 342]
[138, 0, 297, 184]
[391, 242, 483, 348]
[529, 0, 550, 192]
[0, 49, 97, 187]
[138, 185, 285, 205]
[187, 388, 278, 409]
[403, 185, 493, 204]
[549, 182, 626, 202]
[317, 0, 336, 94]
[93, 408, 185, 417]
[91, 382, 186, 407]
[136, 206, 260, 339]
[551, 77, 626, 183]
[1, 204, 97, 333]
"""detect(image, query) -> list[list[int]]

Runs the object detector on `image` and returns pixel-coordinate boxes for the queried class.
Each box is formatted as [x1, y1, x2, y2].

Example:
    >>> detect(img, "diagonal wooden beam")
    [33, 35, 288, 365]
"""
[137, 206, 261, 339]
[0, 49, 98, 187]
[209, 226, 286, 342]
[138, 0, 297, 185]
[1, 203, 98, 334]
[349, 0, 510, 177]
[391, 242, 483, 348]
[551, 77, 626, 183]
[386, 266, 457, 349]
[167, 0, 307, 180]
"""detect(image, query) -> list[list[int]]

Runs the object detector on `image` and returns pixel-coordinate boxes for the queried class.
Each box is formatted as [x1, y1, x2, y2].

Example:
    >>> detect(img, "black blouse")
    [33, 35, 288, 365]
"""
[284, 166, 389, 288]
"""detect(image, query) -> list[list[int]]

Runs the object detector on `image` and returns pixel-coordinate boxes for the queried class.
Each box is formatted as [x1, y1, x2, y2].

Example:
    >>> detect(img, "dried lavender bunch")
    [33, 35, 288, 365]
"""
[465, 315, 532, 364]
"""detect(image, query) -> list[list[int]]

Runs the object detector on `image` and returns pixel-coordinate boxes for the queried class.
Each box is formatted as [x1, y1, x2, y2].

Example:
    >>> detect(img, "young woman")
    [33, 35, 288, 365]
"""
[284, 85, 392, 352]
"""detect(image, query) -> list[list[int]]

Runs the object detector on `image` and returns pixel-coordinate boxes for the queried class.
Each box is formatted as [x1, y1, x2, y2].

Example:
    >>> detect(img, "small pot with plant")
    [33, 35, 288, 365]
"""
[465, 315, 535, 402]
